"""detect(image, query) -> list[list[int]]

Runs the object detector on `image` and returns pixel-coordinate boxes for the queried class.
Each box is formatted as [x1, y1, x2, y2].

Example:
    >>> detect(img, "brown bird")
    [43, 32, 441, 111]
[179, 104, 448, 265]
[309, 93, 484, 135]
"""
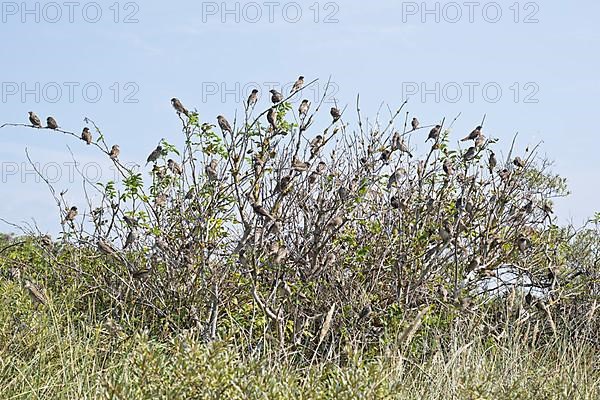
[317, 161, 327, 174]
[109, 145, 120, 160]
[443, 159, 454, 175]
[24, 280, 48, 306]
[64, 206, 78, 222]
[247, 89, 259, 108]
[397, 139, 413, 158]
[124, 230, 137, 249]
[252, 203, 274, 221]
[488, 151, 497, 171]
[167, 159, 182, 175]
[330, 107, 341, 123]
[380, 149, 391, 164]
[474, 134, 486, 148]
[270, 89, 283, 104]
[461, 126, 482, 142]
[171, 98, 189, 116]
[292, 156, 310, 172]
[310, 135, 324, 156]
[411, 117, 419, 131]
[123, 215, 138, 227]
[205, 159, 219, 181]
[28, 111, 42, 127]
[217, 115, 233, 133]
[513, 157, 526, 168]
[516, 236, 529, 252]
[428, 125, 441, 141]
[81, 127, 92, 145]
[327, 216, 344, 230]
[463, 146, 477, 161]
[291, 76, 304, 93]
[98, 239, 117, 255]
[439, 222, 452, 242]
[46, 116, 58, 130]
[299, 99, 310, 117]
[274, 175, 292, 194]
[499, 168, 510, 181]
[267, 108, 277, 130]
[146, 146, 163, 164]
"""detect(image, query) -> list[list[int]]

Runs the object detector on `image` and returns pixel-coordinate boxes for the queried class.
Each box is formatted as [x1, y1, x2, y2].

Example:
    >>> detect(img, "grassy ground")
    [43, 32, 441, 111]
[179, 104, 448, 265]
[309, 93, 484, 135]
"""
[1, 280, 598, 400]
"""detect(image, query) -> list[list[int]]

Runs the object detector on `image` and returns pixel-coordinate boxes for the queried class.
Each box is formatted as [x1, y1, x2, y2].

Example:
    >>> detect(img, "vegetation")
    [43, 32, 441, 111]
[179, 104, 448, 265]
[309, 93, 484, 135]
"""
[0, 80, 599, 398]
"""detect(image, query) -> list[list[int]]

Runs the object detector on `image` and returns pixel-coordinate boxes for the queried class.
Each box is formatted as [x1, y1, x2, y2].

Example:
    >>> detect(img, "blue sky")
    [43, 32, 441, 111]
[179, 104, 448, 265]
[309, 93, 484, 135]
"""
[0, 0, 598, 233]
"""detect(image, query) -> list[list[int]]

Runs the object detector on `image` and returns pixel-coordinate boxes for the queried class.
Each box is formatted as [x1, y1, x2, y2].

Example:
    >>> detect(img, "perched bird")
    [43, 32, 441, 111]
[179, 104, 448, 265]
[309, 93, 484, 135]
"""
[24, 280, 48, 306]
[391, 131, 401, 151]
[488, 151, 497, 171]
[46, 116, 58, 130]
[310, 135, 324, 156]
[358, 304, 372, 321]
[274, 175, 292, 194]
[217, 115, 233, 133]
[298, 99, 310, 117]
[62, 206, 78, 222]
[205, 159, 219, 181]
[390, 195, 400, 209]
[171, 98, 189, 117]
[28, 111, 42, 128]
[428, 125, 441, 141]
[439, 222, 452, 242]
[327, 216, 344, 230]
[330, 107, 341, 123]
[443, 159, 454, 175]
[308, 172, 320, 185]
[463, 146, 477, 161]
[123, 215, 138, 227]
[98, 239, 117, 255]
[81, 127, 92, 145]
[124, 230, 137, 249]
[247, 89, 259, 108]
[461, 126, 482, 142]
[499, 168, 511, 181]
[387, 169, 403, 189]
[291, 76, 304, 93]
[292, 156, 310, 172]
[146, 146, 163, 164]
[317, 161, 327, 174]
[513, 157, 526, 168]
[397, 139, 413, 157]
[474, 134, 486, 148]
[411, 117, 419, 131]
[167, 159, 182, 175]
[252, 203, 274, 221]
[380, 149, 391, 164]
[517, 236, 529, 252]
[154, 193, 167, 208]
[267, 108, 277, 130]
[109, 145, 120, 160]
[270, 89, 283, 104]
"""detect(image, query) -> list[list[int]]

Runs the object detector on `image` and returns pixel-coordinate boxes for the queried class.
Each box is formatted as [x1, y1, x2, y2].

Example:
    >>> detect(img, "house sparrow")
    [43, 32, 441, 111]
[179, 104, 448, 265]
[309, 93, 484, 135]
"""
[28, 111, 42, 127]
[513, 157, 526, 168]
[217, 115, 233, 133]
[292, 156, 310, 172]
[267, 108, 277, 130]
[146, 146, 163, 164]
[299, 99, 310, 117]
[463, 146, 477, 161]
[310, 135, 323, 156]
[247, 89, 259, 108]
[205, 159, 219, 181]
[81, 127, 92, 145]
[64, 206, 78, 222]
[109, 145, 120, 160]
[330, 107, 341, 123]
[98, 239, 117, 255]
[24, 280, 48, 306]
[461, 126, 482, 142]
[488, 151, 497, 171]
[252, 203, 274, 221]
[46, 116, 58, 130]
[270, 89, 283, 104]
[411, 117, 419, 131]
[167, 159, 182, 175]
[428, 125, 441, 141]
[171, 98, 189, 116]
[291, 76, 304, 93]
